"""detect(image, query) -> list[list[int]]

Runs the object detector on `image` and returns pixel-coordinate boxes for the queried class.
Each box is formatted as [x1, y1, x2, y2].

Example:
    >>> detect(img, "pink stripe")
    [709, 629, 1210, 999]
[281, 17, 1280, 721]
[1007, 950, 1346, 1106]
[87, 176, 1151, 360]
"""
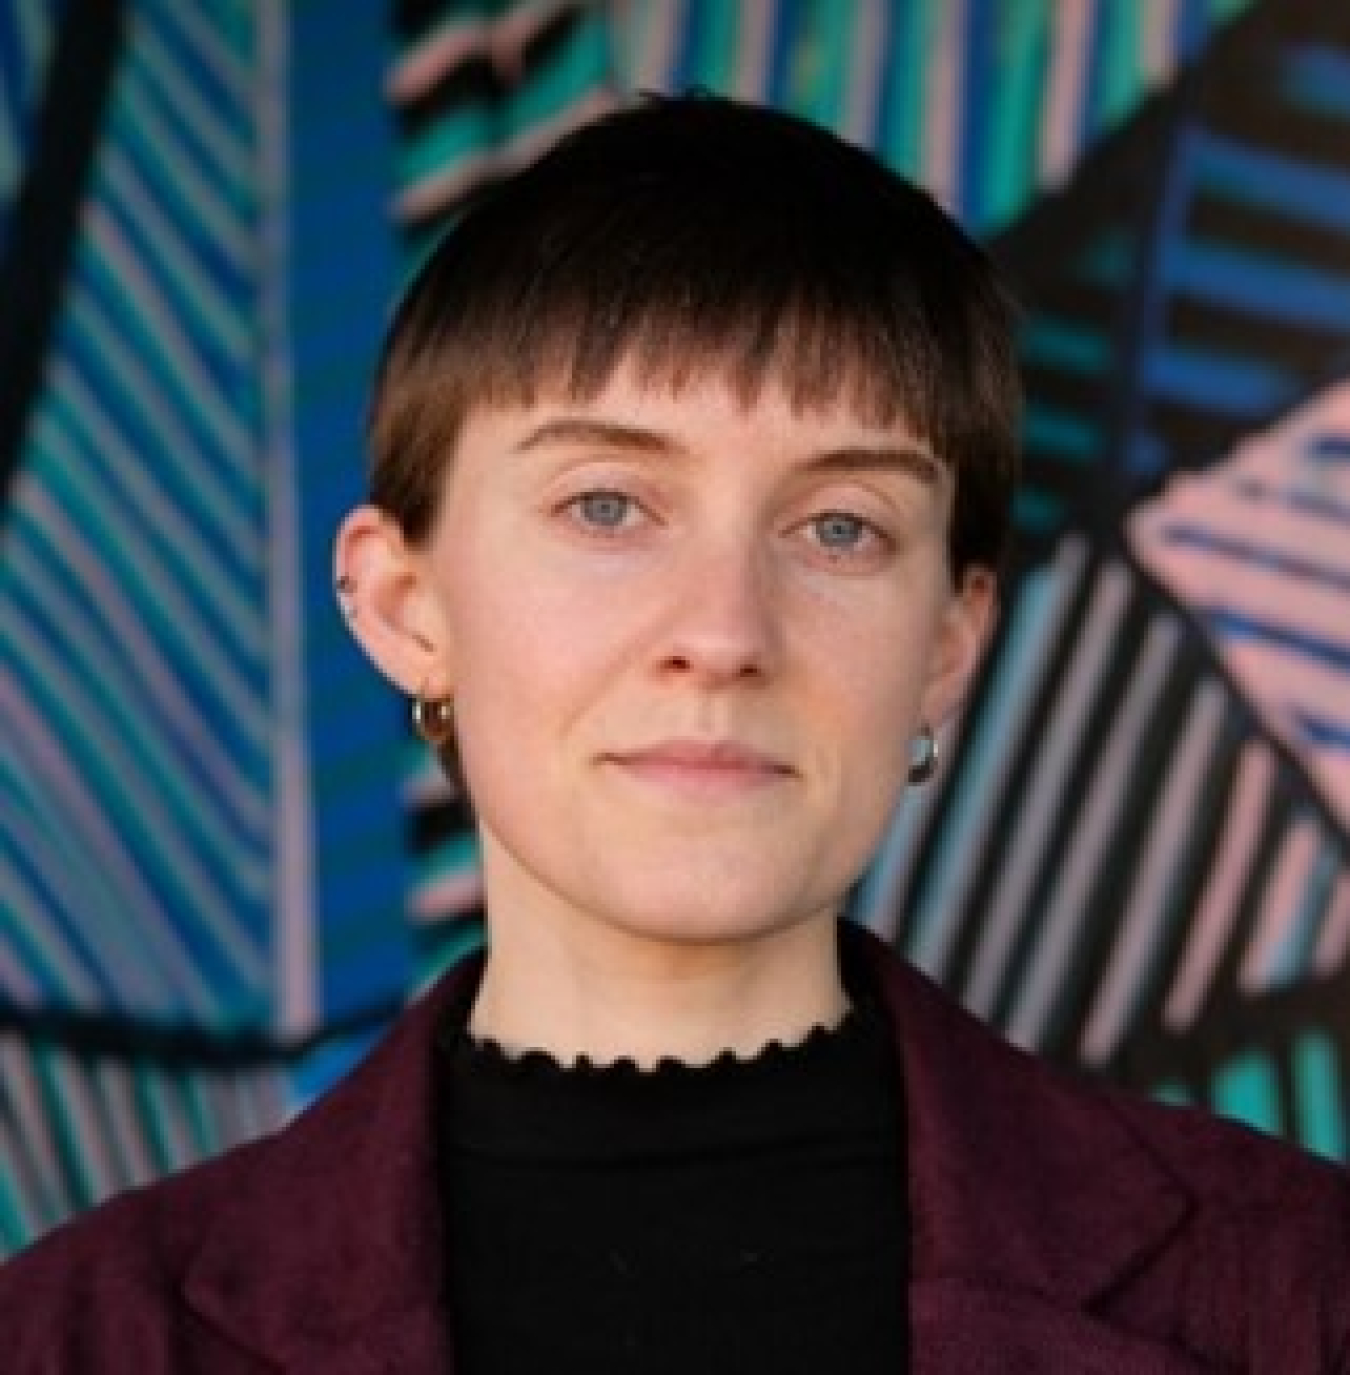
[1130, 479, 1350, 581]
[1238, 819, 1320, 993]
[1314, 873, 1350, 976]
[921, 0, 964, 212]
[1163, 743, 1273, 1031]
[387, 2, 579, 103]
[1039, 0, 1088, 186]
[1133, 533, 1350, 648]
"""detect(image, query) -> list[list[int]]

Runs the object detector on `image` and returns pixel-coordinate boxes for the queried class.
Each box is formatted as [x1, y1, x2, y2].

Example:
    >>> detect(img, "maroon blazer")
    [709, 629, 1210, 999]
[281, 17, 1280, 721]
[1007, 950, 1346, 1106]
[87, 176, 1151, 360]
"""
[3, 930, 1348, 1372]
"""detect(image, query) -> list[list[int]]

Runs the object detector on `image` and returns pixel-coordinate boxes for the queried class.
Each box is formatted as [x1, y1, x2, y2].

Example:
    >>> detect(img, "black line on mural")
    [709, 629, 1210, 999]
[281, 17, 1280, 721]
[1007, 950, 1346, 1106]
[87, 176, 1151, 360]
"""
[0, 0, 126, 517]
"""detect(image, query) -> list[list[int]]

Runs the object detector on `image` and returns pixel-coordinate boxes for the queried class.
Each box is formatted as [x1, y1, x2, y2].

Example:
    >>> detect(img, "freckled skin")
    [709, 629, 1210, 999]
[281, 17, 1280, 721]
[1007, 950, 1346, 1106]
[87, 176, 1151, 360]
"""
[392, 365, 992, 1060]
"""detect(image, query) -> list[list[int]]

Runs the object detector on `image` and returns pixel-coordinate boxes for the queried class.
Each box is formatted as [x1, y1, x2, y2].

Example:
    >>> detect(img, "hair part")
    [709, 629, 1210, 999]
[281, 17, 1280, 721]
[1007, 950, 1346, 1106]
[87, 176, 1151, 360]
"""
[368, 93, 1021, 578]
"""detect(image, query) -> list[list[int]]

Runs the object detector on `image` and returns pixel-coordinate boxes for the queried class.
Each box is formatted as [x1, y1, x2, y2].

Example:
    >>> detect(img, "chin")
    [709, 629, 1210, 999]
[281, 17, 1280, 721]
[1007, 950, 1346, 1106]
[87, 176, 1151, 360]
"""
[600, 883, 836, 951]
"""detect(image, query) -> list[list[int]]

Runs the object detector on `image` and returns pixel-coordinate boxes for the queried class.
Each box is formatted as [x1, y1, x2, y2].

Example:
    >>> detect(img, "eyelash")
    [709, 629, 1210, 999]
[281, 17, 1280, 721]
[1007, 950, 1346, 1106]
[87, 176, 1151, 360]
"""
[558, 487, 894, 563]
[563, 488, 645, 534]
[803, 511, 887, 557]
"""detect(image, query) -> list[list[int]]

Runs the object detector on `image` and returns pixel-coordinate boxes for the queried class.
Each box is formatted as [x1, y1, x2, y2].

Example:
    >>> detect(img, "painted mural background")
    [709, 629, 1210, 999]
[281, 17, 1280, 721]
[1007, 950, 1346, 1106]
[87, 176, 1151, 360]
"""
[3, 0, 1349, 1256]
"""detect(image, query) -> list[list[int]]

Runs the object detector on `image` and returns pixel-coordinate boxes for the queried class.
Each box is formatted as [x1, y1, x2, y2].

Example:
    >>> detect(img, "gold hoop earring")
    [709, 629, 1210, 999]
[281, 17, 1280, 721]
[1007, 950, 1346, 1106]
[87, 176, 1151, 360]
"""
[413, 693, 455, 748]
[908, 724, 938, 785]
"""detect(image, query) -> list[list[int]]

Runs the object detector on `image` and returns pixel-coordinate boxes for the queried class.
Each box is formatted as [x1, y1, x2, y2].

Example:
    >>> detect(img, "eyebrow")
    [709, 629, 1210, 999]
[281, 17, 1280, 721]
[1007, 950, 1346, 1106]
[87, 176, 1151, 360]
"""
[513, 416, 942, 485]
[513, 418, 682, 455]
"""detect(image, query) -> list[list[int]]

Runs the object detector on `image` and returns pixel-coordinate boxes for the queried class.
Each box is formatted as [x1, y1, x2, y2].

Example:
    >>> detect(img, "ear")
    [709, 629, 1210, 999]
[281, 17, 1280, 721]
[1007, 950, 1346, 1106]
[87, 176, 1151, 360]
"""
[333, 505, 452, 697]
[919, 566, 997, 729]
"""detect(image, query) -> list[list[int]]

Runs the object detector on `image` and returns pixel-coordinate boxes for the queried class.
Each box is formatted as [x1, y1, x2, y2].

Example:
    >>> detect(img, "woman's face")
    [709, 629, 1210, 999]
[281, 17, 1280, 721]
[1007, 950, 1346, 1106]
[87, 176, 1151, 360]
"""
[348, 361, 993, 960]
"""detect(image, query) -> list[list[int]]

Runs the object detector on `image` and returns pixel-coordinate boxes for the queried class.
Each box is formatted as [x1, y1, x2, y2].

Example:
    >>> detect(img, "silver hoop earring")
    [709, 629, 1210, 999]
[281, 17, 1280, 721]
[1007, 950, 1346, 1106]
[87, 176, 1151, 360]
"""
[908, 724, 938, 785]
[335, 574, 356, 619]
[412, 694, 455, 748]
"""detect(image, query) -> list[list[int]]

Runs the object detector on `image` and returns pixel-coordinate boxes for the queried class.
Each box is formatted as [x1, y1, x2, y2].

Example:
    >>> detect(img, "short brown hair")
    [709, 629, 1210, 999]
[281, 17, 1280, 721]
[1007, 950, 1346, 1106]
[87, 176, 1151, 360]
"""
[368, 93, 1021, 578]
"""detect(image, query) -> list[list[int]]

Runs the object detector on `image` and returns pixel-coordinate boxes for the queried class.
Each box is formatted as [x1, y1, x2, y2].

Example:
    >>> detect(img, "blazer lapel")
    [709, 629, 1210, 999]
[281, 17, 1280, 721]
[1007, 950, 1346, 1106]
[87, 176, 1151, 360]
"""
[180, 959, 484, 1372]
[910, 1281, 1221, 1373]
[860, 933, 1196, 1337]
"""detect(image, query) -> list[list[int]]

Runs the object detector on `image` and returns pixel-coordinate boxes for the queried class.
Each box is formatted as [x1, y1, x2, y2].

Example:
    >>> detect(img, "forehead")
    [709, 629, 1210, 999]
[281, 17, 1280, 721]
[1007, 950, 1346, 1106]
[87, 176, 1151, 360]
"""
[451, 361, 951, 517]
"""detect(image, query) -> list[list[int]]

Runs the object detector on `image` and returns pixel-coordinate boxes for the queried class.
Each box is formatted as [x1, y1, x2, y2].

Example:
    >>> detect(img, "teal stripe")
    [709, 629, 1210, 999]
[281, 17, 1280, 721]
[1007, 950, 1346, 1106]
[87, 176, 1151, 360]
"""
[133, 20, 253, 189]
[4, 624, 235, 1020]
[1020, 316, 1111, 375]
[1, 739, 179, 1013]
[1212, 1050, 1281, 1137]
[1025, 407, 1100, 461]
[0, 833, 102, 1004]
[415, 829, 482, 892]
[1012, 485, 1065, 534]
[32, 1049, 95, 1212]
[62, 292, 263, 576]
[981, 0, 1047, 229]
[792, 0, 852, 129]
[43, 389, 271, 703]
[111, 71, 252, 271]
[7, 509, 272, 902]
[878, 0, 933, 178]
[25, 412, 271, 755]
[400, 12, 609, 190]
[689, 0, 743, 94]
[1091, 0, 1143, 135]
[77, 220, 260, 488]
[1151, 1080, 1195, 1106]
[1292, 1033, 1345, 1161]
[102, 144, 252, 365]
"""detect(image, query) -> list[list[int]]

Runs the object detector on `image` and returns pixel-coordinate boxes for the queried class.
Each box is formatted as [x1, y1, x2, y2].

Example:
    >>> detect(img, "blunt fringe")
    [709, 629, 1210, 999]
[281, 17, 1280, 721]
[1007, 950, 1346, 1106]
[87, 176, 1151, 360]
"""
[368, 93, 1021, 577]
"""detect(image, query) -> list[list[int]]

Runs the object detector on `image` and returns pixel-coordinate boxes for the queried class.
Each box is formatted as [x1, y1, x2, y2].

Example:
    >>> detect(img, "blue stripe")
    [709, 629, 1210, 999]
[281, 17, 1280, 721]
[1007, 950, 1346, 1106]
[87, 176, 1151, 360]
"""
[1078, 0, 1107, 148]
[1231, 474, 1350, 526]
[1203, 609, 1350, 673]
[1167, 241, 1350, 331]
[1192, 130, 1350, 236]
[1278, 45, 1350, 123]
[1143, 343, 1292, 413]
[1173, 0, 1208, 64]
[670, 0, 704, 92]
[1156, 524, 1350, 596]
[765, 0, 798, 107]
[1307, 434, 1350, 466]
[1291, 712, 1350, 753]
[148, 7, 250, 133]
[1124, 431, 1166, 481]
[960, 0, 993, 226]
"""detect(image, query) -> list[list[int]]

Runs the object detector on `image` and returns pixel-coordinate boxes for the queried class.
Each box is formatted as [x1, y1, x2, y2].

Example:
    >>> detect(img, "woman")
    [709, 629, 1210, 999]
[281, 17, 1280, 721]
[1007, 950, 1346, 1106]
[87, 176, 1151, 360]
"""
[4, 94, 1348, 1373]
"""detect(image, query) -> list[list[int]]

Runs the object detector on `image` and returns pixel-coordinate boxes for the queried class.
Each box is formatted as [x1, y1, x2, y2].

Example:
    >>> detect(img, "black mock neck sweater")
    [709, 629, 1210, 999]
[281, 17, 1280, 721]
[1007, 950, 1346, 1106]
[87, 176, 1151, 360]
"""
[437, 992, 910, 1374]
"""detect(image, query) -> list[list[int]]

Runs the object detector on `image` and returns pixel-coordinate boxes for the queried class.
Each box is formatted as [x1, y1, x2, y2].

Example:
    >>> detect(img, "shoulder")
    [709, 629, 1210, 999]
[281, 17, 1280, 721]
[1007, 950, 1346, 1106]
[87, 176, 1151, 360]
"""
[1107, 1079, 1350, 1257]
[855, 928, 1350, 1362]
[0, 1138, 273, 1372]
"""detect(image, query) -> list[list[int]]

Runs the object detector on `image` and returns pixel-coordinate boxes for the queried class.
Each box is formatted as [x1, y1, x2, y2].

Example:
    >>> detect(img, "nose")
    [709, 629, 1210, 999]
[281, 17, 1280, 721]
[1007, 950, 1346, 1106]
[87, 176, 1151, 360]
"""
[656, 538, 782, 686]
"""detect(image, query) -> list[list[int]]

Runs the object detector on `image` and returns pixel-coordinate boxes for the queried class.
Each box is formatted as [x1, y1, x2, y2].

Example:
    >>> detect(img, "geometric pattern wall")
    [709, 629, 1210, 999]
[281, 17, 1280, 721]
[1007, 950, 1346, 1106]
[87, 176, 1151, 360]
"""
[858, 0, 1350, 1146]
[6, 0, 1350, 1257]
[1, 0, 294, 1251]
[0, 0, 401, 1254]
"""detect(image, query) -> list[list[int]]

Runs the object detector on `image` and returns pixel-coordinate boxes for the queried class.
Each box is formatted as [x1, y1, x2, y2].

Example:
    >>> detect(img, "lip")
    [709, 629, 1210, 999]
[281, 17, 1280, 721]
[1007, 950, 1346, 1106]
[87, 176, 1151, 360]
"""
[603, 739, 794, 796]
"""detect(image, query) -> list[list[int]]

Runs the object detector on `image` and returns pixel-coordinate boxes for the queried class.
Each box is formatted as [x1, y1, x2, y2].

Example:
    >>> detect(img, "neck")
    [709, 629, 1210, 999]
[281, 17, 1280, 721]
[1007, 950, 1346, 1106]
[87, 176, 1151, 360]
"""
[467, 910, 848, 1069]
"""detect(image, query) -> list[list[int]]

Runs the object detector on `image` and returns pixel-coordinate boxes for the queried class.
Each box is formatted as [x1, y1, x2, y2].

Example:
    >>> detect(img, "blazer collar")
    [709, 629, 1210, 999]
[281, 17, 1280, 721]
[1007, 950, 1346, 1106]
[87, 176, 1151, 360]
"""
[183, 932, 1195, 1367]
[182, 959, 483, 1371]
[860, 930, 1193, 1310]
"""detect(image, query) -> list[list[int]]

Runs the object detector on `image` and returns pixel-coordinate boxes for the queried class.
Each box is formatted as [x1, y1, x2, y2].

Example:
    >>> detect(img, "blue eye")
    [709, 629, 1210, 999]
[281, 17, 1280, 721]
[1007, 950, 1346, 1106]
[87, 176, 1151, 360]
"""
[573, 491, 634, 529]
[812, 512, 869, 549]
